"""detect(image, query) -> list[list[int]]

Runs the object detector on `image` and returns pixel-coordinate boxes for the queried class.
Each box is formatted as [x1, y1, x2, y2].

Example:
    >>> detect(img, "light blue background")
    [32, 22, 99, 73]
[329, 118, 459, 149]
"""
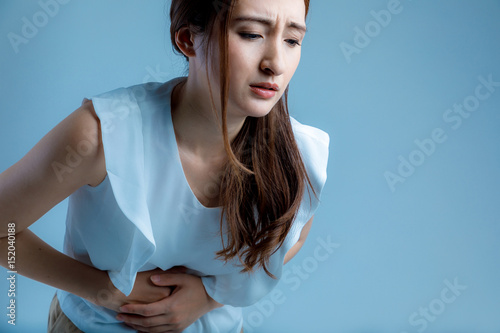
[1, 0, 499, 332]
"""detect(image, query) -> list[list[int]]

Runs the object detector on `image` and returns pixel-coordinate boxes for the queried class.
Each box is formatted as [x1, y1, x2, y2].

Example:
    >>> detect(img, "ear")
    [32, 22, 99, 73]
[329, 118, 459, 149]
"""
[175, 26, 197, 58]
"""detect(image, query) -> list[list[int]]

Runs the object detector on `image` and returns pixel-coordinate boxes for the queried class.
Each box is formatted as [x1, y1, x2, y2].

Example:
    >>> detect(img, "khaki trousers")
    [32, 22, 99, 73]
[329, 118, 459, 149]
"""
[47, 294, 84, 332]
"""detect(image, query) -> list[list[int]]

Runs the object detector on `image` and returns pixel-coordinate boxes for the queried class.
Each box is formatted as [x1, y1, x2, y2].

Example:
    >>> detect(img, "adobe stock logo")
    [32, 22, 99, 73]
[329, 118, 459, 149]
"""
[7, 0, 71, 54]
[244, 235, 340, 332]
[384, 74, 500, 193]
[400, 277, 467, 333]
[340, 0, 409, 64]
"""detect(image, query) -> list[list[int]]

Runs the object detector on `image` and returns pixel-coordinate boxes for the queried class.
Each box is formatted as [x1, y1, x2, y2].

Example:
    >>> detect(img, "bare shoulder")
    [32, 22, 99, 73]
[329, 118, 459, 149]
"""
[54, 99, 106, 186]
[69, 99, 101, 147]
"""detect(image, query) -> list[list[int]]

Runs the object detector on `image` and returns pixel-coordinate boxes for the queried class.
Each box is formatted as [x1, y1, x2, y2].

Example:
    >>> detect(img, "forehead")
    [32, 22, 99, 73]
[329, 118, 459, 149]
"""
[232, 0, 306, 26]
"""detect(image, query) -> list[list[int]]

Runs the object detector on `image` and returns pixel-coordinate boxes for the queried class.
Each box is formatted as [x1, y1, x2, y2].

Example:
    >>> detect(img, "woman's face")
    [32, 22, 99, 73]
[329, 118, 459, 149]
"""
[214, 0, 307, 119]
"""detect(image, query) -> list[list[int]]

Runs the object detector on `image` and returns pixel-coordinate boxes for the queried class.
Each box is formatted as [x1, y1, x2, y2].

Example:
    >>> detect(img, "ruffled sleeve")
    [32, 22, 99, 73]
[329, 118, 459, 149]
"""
[201, 116, 330, 307]
[88, 86, 156, 296]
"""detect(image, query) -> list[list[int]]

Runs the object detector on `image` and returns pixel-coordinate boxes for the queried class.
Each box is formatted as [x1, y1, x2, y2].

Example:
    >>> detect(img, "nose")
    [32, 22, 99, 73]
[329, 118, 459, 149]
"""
[260, 38, 286, 77]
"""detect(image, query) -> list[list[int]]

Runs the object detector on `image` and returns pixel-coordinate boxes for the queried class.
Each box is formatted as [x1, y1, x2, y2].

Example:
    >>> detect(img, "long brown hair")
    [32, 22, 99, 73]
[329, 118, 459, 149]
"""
[169, 0, 316, 278]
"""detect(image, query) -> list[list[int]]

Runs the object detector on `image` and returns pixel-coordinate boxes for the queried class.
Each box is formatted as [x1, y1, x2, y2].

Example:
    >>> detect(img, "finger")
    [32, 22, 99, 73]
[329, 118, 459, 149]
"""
[119, 298, 171, 317]
[117, 313, 174, 328]
[150, 272, 189, 287]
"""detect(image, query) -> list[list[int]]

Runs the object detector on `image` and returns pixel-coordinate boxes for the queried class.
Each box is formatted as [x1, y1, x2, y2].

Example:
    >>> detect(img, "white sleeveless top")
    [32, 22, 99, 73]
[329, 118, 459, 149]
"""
[56, 77, 330, 332]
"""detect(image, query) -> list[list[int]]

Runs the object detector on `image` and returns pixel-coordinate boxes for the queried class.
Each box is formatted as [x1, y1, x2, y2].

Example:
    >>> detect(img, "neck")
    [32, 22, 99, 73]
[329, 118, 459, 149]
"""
[170, 77, 246, 161]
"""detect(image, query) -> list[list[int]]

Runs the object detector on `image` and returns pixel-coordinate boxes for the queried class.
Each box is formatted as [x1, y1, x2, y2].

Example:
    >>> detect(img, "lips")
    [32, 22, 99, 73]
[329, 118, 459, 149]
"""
[250, 82, 280, 91]
[250, 85, 278, 99]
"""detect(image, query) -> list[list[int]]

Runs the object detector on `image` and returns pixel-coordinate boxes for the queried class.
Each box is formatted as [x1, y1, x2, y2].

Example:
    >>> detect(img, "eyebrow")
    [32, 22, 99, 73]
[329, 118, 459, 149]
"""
[233, 15, 307, 34]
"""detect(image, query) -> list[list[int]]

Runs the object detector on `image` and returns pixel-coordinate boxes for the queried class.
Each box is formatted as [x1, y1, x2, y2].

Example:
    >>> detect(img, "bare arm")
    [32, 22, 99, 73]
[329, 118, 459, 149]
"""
[0, 101, 116, 307]
[0, 229, 112, 305]
[284, 215, 314, 264]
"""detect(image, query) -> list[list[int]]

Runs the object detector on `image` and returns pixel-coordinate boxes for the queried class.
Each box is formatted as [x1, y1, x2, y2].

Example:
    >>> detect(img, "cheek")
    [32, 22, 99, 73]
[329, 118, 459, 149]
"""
[228, 38, 259, 68]
[286, 52, 302, 77]
[228, 37, 241, 60]
[229, 50, 251, 71]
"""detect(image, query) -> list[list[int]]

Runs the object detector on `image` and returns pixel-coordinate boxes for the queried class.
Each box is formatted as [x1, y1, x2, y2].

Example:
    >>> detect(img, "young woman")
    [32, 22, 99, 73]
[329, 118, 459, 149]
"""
[0, 0, 329, 332]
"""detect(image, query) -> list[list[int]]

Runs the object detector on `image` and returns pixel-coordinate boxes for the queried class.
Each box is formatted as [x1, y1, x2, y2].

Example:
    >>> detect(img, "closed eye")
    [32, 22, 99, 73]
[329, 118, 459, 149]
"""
[286, 39, 301, 47]
[239, 33, 262, 40]
[239, 33, 301, 47]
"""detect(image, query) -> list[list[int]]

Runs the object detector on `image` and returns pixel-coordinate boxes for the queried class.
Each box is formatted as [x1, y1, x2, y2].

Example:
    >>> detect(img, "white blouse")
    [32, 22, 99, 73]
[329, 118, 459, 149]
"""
[56, 77, 330, 332]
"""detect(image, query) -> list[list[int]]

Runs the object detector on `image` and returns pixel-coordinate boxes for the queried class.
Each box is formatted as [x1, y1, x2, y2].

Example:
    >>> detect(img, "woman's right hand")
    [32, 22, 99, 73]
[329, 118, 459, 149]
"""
[97, 268, 174, 313]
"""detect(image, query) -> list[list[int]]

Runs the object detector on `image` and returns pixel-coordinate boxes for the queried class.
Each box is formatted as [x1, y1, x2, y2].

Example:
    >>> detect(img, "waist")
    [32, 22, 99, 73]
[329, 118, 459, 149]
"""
[56, 290, 244, 333]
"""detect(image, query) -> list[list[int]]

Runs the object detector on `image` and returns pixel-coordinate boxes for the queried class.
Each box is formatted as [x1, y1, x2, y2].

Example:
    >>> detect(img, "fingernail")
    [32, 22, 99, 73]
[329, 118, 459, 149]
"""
[116, 315, 123, 321]
[151, 275, 160, 283]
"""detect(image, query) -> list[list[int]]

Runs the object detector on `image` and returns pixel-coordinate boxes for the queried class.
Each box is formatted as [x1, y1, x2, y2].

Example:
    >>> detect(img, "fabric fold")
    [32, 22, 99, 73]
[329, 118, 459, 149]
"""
[89, 87, 156, 296]
[284, 116, 330, 250]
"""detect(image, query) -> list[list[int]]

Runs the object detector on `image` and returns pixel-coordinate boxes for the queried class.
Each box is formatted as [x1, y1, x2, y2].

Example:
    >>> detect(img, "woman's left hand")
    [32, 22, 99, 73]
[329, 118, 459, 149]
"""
[116, 269, 223, 333]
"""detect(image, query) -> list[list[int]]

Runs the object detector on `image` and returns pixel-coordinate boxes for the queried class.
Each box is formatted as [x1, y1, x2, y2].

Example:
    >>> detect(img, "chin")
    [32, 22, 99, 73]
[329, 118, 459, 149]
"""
[244, 105, 275, 119]
[230, 100, 276, 119]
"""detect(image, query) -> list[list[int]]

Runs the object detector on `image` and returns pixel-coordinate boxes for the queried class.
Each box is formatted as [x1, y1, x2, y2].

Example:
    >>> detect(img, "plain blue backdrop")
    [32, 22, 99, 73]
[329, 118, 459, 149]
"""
[1, 1, 499, 332]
